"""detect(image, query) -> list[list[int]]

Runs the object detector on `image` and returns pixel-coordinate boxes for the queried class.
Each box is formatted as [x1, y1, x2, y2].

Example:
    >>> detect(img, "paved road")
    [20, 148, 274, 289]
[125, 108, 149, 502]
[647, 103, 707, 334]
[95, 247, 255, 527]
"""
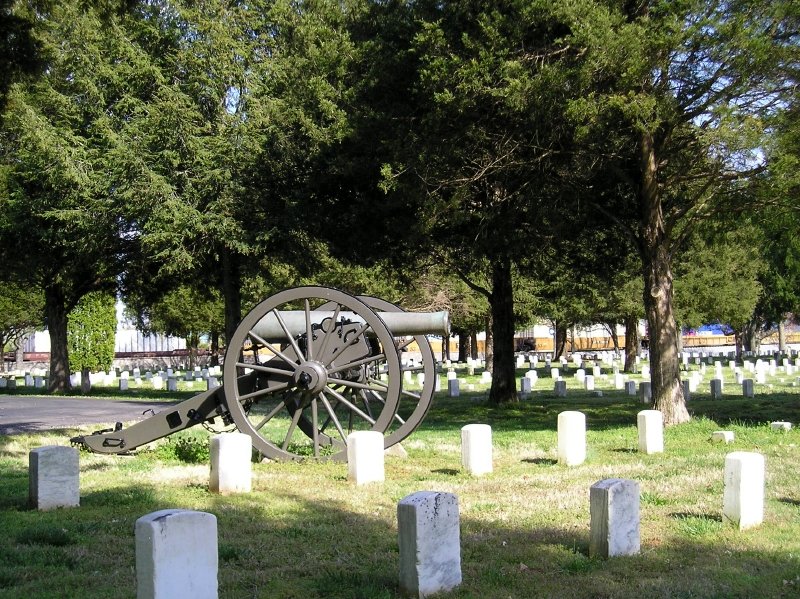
[0, 396, 176, 435]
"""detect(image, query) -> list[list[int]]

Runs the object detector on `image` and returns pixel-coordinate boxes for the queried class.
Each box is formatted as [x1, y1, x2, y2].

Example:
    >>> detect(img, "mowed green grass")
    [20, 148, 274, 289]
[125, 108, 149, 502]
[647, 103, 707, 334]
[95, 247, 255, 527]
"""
[0, 362, 799, 599]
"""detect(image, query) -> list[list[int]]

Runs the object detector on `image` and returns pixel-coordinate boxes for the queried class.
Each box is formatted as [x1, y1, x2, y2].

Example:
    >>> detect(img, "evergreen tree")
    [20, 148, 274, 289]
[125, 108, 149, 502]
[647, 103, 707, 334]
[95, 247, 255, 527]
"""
[67, 292, 117, 393]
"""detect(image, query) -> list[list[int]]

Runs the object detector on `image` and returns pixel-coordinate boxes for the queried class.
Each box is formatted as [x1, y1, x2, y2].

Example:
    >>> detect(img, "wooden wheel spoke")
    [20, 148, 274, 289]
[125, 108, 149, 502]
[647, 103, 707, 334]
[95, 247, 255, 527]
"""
[396, 338, 414, 351]
[319, 391, 347, 444]
[271, 308, 305, 363]
[326, 386, 376, 425]
[332, 378, 390, 394]
[252, 400, 290, 431]
[311, 395, 319, 458]
[304, 299, 314, 361]
[401, 389, 422, 401]
[317, 398, 341, 434]
[247, 330, 299, 371]
[281, 404, 305, 451]
[239, 381, 290, 402]
[366, 377, 389, 391]
[358, 390, 376, 420]
[236, 361, 293, 377]
[326, 353, 386, 376]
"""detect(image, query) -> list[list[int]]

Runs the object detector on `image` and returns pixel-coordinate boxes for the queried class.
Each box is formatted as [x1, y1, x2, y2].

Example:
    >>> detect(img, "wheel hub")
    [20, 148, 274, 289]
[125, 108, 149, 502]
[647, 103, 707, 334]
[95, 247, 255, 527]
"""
[293, 361, 328, 394]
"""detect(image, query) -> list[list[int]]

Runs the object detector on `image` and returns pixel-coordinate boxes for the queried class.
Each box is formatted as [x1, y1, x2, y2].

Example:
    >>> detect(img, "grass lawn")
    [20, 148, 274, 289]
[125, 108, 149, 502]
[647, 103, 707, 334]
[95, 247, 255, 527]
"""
[1, 361, 799, 598]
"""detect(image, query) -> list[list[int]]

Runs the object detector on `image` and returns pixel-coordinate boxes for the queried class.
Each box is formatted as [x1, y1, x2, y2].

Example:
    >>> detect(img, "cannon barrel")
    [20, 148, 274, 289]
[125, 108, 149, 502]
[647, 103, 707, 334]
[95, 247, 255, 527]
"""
[252, 310, 449, 341]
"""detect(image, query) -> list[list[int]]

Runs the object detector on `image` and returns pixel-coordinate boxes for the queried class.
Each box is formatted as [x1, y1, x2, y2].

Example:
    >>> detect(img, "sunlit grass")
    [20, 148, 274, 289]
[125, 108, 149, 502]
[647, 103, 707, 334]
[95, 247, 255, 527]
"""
[0, 359, 799, 597]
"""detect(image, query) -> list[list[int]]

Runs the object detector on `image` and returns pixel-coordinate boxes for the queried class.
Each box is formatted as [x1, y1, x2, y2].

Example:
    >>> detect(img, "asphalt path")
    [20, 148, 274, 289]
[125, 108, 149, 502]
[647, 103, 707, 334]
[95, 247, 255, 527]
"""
[0, 395, 177, 435]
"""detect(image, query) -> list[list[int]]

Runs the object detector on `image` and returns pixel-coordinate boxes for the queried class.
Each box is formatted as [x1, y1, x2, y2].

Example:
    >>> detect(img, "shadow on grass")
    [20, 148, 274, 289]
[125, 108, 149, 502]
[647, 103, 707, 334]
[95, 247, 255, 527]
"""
[669, 511, 723, 522]
[200, 490, 800, 598]
[431, 468, 460, 476]
[0, 469, 797, 598]
[0, 387, 195, 401]
[521, 457, 557, 465]
[421, 393, 648, 434]
[419, 392, 800, 438]
[778, 497, 800, 507]
[688, 397, 800, 425]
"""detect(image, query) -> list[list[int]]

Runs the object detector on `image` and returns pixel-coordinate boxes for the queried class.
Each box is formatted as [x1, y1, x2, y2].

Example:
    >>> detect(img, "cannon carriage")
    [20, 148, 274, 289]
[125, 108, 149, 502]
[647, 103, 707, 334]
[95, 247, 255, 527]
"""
[71, 287, 449, 461]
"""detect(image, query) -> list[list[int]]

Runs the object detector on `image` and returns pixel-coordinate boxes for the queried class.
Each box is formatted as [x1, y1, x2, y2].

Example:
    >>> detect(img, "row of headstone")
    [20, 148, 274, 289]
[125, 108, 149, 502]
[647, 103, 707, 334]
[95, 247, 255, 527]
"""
[132, 446, 769, 598]
[0, 375, 46, 388]
[27, 433, 256, 512]
[30, 411, 781, 598]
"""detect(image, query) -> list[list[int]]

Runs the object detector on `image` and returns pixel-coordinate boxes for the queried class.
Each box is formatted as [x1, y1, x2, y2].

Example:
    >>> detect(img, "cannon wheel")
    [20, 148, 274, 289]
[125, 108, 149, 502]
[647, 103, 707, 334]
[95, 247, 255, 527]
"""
[354, 296, 437, 449]
[222, 286, 402, 461]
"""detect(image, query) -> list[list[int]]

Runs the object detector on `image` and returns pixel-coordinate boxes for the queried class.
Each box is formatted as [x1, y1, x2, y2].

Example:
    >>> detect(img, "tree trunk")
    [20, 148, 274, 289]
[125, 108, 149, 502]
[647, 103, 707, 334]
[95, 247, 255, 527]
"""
[554, 321, 567, 359]
[488, 257, 517, 404]
[222, 249, 242, 345]
[80, 366, 91, 394]
[734, 331, 744, 362]
[742, 319, 760, 354]
[638, 131, 688, 425]
[605, 321, 620, 353]
[624, 314, 640, 373]
[210, 331, 220, 366]
[0, 332, 4, 373]
[778, 320, 786, 353]
[188, 333, 199, 369]
[456, 329, 469, 363]
[470, 331, 478, 360]
[45, 284, 71, 392]
[15, 335, 25, 371]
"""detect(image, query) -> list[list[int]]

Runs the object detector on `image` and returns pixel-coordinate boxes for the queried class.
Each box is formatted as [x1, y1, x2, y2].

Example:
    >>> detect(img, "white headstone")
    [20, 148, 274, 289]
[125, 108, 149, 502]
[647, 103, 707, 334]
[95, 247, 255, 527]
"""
[614, 373, 625, 390]
[554, 380, 567, 397]
[638, 382, 652, 404]
[589, 478, 640, 559]
[711, 431, 735, 443]
[723, 452, 764, 530]
[135, 509, 218, 599]
[448, 379, 460, 397]
[210, 433, 252, 494]
[710, 379, 722, 399]
[584, 375, 595, 391]
[770, 421, 792, 431]
[520, 377, 532, 397]
[398, 491, 461, 598]
[28, 446, 80, 510]
[347, 431, 385, 485]
[461, 424, 492, 475]
[742, 379, 754, 398]
[557, 411, 586, 466]
[637, 410, 663, 454]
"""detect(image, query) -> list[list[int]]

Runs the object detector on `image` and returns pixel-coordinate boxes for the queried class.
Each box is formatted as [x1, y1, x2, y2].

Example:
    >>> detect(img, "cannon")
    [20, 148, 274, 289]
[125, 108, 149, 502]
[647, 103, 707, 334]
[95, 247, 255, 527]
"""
[71, 286, 449, 461]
